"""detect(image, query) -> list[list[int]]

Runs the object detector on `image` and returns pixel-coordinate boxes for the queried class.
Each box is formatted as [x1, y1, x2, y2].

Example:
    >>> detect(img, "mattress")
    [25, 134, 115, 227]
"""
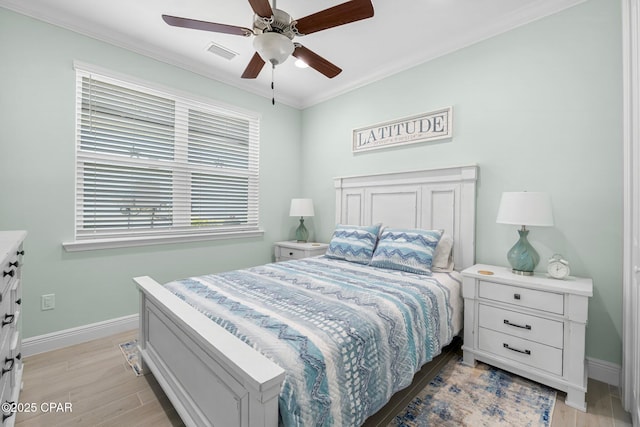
[164, 256, 463, 427]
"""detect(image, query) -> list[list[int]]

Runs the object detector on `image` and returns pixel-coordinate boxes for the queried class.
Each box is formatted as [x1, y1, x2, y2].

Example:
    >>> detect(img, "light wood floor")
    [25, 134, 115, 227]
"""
[14, 330, 632, 426]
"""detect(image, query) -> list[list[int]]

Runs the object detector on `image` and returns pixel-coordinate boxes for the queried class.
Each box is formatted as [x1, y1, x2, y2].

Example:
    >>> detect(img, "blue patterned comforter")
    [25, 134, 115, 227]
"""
[164, 256, 462, 427]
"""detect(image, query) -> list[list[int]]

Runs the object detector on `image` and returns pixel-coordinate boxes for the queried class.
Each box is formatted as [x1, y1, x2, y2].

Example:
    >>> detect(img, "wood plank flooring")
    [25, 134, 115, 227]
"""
[14, 330, 632, 426]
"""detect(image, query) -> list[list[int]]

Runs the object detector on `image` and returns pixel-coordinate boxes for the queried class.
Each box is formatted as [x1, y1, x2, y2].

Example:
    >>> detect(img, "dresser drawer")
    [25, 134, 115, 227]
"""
[479, 280, 564, 314]
[479, 327, 563, 376]
[0, 369, 10, 408]
[7, 330, 20, 390]
[0, 331, 16, 404]
[0, 373, 14, 426]
[0, 258, 18, 296]
[0, 296, 12, 356]
[9, 279, 20, 310]
[478, 304, 564, 348]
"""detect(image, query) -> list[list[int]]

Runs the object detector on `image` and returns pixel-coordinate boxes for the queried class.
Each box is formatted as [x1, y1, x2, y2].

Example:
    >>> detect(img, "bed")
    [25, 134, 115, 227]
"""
[134, 165, 478, 427]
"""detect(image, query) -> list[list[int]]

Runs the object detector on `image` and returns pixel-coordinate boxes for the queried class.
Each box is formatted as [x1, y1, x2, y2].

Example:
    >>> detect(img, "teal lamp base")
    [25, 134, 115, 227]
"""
[295, 217, 309, 243]
[507, 228, 539, 276]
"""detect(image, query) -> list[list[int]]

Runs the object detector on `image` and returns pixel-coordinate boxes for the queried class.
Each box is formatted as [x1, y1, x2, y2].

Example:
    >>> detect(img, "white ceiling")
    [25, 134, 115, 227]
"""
[1, 0, 585, 109]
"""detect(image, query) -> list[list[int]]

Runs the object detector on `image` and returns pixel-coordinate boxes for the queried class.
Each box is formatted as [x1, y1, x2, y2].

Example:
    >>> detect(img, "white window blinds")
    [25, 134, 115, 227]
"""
[73, 66, 260, 244]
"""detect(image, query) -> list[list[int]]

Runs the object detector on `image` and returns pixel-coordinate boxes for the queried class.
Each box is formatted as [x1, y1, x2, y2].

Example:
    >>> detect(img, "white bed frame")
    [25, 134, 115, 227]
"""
[134, 165, 478, 427]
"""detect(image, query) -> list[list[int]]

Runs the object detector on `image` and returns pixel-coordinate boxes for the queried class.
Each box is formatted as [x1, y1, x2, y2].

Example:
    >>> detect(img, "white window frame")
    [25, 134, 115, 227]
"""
[63, 62, 263, 252]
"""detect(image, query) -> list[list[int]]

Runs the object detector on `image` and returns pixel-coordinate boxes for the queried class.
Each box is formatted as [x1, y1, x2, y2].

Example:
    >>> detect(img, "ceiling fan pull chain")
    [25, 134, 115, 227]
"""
[271, 64, 275, 105]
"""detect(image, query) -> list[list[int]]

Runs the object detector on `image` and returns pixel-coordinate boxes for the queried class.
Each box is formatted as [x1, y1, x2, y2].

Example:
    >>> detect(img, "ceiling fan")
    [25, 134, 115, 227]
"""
[162, 0, 375, 80]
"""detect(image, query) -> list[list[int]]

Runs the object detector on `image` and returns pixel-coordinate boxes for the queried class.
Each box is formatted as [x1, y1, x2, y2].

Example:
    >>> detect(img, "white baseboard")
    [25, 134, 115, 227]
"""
[587, 356, 622, 387]
[22, 314, 139, 357]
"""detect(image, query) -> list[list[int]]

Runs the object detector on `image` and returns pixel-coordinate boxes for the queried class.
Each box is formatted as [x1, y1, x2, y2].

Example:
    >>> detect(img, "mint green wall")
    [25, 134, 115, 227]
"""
[301, 0, 622, 364]
[0, 8, 302, 338]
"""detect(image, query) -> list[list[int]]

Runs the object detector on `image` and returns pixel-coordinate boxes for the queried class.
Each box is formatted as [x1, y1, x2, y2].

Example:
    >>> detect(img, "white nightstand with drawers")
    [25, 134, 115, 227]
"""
[461, 264, 593, 412]
[274, 241, 328, 262]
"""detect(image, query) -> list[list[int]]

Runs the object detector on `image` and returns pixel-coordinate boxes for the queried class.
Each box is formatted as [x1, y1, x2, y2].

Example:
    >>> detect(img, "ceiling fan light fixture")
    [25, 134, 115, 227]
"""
[253, 32, 294, 65]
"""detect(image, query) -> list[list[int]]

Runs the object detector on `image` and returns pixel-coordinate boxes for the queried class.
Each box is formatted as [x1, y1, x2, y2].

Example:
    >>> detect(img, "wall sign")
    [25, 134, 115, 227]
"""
[352, 107, 452, 153]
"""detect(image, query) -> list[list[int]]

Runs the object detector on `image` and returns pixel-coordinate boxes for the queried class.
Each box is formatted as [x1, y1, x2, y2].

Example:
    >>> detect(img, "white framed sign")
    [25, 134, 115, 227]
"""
[352, 107, 453, 153]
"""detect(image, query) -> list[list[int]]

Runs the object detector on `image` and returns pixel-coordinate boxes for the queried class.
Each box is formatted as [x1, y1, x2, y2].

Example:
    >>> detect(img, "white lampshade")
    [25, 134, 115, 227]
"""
[496, 192, 554, 226]
[289, 198, 314, 217]
[253, 33, 294, 65]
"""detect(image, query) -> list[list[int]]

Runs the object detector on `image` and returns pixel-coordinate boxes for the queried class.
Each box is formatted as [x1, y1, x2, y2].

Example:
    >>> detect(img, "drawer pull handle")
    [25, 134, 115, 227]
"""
[2, 314, 15, 327]
[503, 319, 532, 330]
[15, 353, 21, 361]
[2, 358, 14, 376]
[2, 270, 14, 278]
[15, 298, 21, 305]
[9, 261, 18, 268]
[289, 252, 294, 256]
[513, 293, 521, 300]
[16, 250, 24, 256]
[503, 343, 531, 355]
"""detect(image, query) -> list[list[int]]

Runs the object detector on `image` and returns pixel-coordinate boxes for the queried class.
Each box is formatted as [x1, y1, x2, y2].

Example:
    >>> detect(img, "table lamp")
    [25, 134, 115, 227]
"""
[289, 198, 314, 243]
[496, 192, 554, 275]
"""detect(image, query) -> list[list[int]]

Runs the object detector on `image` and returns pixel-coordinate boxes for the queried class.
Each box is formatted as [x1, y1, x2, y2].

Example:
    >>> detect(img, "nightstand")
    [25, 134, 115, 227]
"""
[461, 264, 593, 411]
[274, 241, 328, 262]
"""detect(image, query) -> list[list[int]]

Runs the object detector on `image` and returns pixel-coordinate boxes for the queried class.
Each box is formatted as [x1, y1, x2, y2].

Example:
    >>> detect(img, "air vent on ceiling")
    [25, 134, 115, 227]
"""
[206, 42, 238, 60]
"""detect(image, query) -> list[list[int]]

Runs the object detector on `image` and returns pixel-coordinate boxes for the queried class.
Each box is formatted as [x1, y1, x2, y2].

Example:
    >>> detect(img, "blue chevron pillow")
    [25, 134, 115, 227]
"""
[325, 224, 381, 264]
[370, 228, 443, 275]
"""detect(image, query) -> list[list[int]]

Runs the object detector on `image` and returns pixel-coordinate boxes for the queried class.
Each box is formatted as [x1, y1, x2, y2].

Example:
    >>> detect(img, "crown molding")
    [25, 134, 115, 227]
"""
[298, 0, 587, 108]
[0, 2, 302, 108]
[1, 0, 586, 110]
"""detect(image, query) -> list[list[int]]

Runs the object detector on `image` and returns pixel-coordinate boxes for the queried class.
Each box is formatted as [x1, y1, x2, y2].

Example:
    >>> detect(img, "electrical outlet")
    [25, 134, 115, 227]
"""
[41, 294, 55, 311]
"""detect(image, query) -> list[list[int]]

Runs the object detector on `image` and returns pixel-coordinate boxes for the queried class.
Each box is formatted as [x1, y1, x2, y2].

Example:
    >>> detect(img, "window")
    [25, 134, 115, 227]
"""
[65, 64, 261, 251]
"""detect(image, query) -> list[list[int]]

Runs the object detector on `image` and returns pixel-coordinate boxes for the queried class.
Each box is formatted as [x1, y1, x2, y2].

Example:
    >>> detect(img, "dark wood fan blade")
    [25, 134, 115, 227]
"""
[293, 45, 341, 78]
[162, 15, 252, 36]
[241, 52, 266, 79]
[294, 0, 374, 35]
[248, 0, 273, 18]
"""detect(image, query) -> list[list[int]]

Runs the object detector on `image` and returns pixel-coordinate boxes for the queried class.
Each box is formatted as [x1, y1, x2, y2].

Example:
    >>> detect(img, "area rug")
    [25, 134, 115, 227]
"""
[119, 340, 143, 376]
[390, 357, 556, 427]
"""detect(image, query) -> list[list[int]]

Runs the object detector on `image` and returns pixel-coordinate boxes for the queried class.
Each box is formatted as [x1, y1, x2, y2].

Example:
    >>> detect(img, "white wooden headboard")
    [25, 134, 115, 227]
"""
[334, 165, 478, 270]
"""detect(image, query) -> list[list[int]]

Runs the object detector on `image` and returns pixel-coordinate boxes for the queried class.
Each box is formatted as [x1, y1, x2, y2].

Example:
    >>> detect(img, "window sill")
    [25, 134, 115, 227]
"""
[62, 229, 265, 252]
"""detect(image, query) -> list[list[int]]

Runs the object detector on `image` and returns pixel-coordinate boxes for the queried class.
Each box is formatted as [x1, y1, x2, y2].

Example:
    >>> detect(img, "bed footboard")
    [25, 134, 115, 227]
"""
[134, 276, 286, 427]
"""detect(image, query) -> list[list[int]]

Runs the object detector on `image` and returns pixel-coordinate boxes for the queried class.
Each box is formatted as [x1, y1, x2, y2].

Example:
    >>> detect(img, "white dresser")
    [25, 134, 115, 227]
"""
[461, 264, 592, 411]
[0, 231, 25, 426]
[274, 241, 328, 262]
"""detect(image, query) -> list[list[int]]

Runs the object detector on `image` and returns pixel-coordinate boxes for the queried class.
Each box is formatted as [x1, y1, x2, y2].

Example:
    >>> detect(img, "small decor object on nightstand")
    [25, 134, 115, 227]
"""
[496, 192, 554, 276]
[548, 254, 570, 279]
[289, 198, 314, 243]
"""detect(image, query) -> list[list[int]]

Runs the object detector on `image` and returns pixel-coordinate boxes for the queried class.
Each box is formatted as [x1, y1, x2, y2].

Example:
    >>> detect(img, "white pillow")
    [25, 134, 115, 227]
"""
[432, 234, 454, 272]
